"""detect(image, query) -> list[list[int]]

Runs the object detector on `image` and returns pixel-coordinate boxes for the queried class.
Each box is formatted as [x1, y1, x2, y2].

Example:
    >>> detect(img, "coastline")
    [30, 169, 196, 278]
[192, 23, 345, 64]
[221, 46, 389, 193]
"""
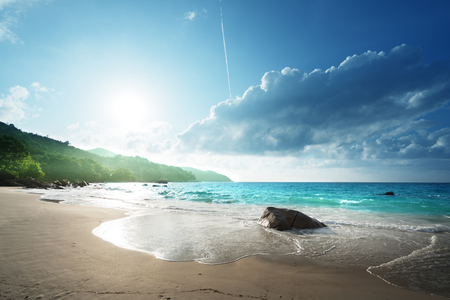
[0, 187, 441, 299]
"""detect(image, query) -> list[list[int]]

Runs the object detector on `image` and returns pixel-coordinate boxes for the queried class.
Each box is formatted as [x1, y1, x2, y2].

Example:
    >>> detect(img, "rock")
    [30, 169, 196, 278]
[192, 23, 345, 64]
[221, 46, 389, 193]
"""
[258, 207, 326, 231]
[15, 178, 52, 189]
[59, 179, 70, 186]
[384, 191, 395, 195]
[0, 178, 24, 187]
[72, 180, 88, 188]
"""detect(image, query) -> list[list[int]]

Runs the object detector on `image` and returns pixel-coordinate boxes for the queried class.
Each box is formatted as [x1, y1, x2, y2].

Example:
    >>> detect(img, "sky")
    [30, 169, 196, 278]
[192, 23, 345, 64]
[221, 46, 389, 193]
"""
[1, 0, 450, 182]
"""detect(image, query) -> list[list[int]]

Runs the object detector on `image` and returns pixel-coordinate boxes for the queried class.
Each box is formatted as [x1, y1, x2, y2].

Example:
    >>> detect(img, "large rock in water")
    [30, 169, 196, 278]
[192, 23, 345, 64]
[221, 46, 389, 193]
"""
[258, 207, 326, 231]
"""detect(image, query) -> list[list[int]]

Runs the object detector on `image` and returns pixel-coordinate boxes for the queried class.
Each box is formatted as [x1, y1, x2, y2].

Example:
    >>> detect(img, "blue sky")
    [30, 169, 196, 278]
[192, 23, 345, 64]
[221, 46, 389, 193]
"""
[1, 0, 450, 182]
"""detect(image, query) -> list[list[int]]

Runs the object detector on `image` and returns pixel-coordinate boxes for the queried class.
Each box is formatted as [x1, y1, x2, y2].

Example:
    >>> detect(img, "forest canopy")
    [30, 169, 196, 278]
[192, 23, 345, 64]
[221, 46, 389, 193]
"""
[0, 135, 45, 179]
[0, 122, 201, 183]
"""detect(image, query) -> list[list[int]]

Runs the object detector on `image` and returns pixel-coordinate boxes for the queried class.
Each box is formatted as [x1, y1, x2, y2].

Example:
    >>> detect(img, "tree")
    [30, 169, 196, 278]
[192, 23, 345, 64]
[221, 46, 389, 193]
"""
[0, 135, 44, 178]
[110, 168, 136, 182]
[18, 158, 45, 179]
[0, 135, 29, 170]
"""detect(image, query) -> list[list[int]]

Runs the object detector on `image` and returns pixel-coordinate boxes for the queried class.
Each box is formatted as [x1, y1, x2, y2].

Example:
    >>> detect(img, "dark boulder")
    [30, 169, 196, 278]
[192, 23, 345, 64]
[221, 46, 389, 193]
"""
[258, 207, 326, 231]
[53, 180, 70, 187]
[0, 178, 24, 187]
[72, 180, 89, 188]
[384, 191, 395, 195]
[15, 178, 52, 189]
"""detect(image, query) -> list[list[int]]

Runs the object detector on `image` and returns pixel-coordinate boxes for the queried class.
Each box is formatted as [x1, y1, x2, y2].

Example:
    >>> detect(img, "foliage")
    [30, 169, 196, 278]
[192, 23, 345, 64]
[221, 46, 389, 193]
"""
[0, 134, 44, 178]
[110, 168, 136, 182]
[0, 122, 197, 182]
[181, 167, 232, 182]
[87, 147, 117, 157]
[0, 134, 29, 167]
[36, 154, 110, 182]
[18, 158, 45, 179]
[97, 155, 196, 182]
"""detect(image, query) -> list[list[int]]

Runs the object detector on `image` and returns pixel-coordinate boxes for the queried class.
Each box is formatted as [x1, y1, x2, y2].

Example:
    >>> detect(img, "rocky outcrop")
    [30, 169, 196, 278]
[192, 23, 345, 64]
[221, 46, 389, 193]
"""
[384, 191, 395, 195]
[53, 179, 70, 187]
[3, 178, 53, 189]
[258, 207, 326, 231]
[157, 178, 168, 184]
[0, 178, 89, 189]
[72, 180, 89, 188]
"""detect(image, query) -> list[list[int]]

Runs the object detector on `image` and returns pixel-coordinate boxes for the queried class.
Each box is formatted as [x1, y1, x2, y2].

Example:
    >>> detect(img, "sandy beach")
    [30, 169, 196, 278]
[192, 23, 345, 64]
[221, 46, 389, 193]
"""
[0, 187, 441, 300]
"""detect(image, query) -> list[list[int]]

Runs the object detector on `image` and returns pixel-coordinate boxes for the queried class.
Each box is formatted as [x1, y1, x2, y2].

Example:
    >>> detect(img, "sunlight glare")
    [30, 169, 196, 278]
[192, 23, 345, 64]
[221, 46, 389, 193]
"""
[110, 88, 148, 125]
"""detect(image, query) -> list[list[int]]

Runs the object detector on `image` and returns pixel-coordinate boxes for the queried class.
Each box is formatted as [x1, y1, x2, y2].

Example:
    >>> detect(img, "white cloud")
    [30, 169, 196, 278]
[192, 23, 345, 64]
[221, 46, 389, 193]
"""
[65, 122, 79, 131]
[146, 139, 173, 153]
[0, 0, 18, 10]
[0, 0, 44, 43]
[30, 81, 56, 100]
[0, 85, 29, 122]
[184, 11, 196, 21]
[64, 120, 174, 155]
[184, 9, 207, 21]
[0, 0, 22, 44]
[177, 45, 450, 165]
[0, 15, 22, 43]
[31, 82, 48, 93]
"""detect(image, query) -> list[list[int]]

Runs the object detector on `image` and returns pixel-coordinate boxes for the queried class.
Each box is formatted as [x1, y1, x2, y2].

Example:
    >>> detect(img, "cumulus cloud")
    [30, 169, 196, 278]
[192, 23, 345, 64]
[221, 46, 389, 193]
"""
[177, 45, 450, 162]
[0, 85, 29, 122]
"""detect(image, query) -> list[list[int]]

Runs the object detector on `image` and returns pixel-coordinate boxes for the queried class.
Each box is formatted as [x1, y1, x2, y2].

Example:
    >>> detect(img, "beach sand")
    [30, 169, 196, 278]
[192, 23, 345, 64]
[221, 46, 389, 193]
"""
[0, 187, 441, 300]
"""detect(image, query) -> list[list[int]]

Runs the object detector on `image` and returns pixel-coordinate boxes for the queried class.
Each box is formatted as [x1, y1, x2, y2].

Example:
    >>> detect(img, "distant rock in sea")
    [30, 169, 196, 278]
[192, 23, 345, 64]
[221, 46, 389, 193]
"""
[258, 207, 327, 231]
[384, 191, 395, 195]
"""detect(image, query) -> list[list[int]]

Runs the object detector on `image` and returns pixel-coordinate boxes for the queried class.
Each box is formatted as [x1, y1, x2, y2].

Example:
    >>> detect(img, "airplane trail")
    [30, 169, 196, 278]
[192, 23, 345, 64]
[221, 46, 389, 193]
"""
[220, 1, 232, 100]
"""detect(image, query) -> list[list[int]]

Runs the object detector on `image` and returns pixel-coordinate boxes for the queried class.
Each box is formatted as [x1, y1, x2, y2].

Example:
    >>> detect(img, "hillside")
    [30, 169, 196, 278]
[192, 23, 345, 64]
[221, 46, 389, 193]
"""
[91, 147, 233, 182]
[0, 123, 97, 160]
[87, 148, 117, 157]
[182, 167, 232, 182]
[0, 122, 195, 182]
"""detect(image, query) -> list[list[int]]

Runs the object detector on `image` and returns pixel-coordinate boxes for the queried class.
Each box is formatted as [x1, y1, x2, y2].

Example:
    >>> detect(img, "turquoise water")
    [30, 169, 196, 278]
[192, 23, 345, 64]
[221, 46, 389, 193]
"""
[37, 182, 450, 297]
[159, 182, 450, 216]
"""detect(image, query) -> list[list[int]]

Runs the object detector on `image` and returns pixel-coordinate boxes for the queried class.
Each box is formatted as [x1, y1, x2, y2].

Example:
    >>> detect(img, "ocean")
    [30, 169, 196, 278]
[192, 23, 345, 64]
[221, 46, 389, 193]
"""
[34, 182, 450, 297]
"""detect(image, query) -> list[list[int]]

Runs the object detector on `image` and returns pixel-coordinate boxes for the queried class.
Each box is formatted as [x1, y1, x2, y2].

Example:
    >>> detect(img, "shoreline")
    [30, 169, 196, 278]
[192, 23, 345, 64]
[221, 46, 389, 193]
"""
[0, 187, 442, 299]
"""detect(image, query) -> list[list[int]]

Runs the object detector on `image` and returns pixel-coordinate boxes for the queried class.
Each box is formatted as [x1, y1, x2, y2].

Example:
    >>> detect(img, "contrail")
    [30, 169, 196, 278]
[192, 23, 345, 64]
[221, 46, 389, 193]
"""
[220, 0, 232, 100]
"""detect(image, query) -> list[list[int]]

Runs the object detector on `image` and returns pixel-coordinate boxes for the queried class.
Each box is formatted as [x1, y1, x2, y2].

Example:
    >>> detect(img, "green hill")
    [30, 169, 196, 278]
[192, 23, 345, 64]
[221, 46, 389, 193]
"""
[0, 122, 195, 183]
[181, 167, 232, 182]
[87, 148, 117, 157]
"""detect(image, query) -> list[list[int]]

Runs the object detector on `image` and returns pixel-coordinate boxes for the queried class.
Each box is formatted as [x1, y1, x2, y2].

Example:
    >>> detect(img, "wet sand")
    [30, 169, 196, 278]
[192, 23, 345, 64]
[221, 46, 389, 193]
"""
[0, 187, 441, 299]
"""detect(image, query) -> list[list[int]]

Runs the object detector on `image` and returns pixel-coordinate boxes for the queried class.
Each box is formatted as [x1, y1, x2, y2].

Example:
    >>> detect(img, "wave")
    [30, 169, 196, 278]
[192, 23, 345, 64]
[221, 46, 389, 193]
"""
[367, 234, 450, 298]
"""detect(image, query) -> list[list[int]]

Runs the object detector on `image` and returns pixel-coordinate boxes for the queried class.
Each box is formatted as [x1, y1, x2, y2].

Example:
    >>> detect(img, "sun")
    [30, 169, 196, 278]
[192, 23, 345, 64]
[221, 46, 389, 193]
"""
[109, 88, 148, 125]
